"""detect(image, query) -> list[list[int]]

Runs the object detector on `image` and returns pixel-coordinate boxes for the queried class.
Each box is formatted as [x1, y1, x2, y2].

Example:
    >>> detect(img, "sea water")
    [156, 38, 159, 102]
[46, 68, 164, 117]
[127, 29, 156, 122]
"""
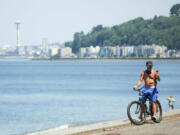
[0, 59, 180, 135]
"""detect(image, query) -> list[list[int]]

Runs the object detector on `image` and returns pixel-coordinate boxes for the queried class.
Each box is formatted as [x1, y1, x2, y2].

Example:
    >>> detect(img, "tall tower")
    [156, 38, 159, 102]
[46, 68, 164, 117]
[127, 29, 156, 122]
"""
[42, 38, 48, 56]
[15, 20, 21, 55]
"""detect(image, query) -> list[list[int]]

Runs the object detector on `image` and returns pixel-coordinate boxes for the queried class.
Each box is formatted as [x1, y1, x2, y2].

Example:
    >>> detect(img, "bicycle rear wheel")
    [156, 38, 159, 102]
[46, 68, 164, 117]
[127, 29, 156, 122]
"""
[127, 101, 146, 125]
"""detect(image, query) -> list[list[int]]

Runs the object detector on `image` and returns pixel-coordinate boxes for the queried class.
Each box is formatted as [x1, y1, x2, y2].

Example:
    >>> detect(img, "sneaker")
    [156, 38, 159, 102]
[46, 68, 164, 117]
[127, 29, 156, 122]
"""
[138, 116, 144, 121]
[152, 116, 157, 121]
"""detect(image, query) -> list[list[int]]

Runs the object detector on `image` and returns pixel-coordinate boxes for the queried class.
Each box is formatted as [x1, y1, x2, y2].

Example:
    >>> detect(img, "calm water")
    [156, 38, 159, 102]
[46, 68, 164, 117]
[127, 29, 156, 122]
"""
[0, 59, 180, 135]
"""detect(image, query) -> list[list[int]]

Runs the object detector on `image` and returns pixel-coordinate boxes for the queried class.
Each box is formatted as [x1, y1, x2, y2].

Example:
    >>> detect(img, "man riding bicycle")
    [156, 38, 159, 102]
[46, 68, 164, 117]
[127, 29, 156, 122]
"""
[133, 61, 160, 120]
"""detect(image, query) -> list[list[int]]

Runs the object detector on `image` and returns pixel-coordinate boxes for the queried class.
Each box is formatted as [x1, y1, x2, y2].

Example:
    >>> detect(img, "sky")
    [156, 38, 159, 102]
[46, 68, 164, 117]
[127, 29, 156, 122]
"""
[0, 0, 179, 46]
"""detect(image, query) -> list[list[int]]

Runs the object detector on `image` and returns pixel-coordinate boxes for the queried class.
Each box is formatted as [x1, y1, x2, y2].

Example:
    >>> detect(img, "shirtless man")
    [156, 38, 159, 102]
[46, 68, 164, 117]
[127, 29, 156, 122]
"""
[133, 61, 160, 120]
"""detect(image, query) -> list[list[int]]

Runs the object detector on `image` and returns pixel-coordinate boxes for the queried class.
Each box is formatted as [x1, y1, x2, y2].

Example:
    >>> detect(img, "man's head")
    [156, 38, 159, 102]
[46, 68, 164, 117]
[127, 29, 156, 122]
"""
[146, 61, 153, 71]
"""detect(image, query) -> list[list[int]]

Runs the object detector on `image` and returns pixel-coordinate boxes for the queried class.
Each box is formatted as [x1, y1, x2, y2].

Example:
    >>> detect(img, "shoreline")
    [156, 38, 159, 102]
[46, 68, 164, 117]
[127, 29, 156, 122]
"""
[26, 109, 180, 135]
[32, 57, 180, 61]
[0, 56, 180, 61]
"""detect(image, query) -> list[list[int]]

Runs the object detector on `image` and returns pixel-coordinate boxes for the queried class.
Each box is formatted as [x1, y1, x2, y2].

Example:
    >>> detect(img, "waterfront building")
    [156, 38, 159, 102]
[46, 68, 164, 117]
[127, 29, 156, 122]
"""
[134, 45, 152, 57]
[115, 46, 121, 57]
[49, 46, 59, 57]
[152, 44, 167, 56]
[59, 47, 74, 58]
[0, 45, 16, 56]
[0, 48, 6, 55]
[24, 46, 34, 56]
[22, 45, 42, 57]
[165, 50, 176, 57]
[175, 51, 180, 57]
[99, 46, 135, 58]
[121, 46, 135, 57]
[18, 46, 25, 55]
[107, 47, 116, 57]
[99, 46, 116, 57]
[99, 47, 108, 57]
[134, 44, 167, 57]
[42, 38, 49, 56]
[86, 46, 100, 58]
[79, 48, 86, 58]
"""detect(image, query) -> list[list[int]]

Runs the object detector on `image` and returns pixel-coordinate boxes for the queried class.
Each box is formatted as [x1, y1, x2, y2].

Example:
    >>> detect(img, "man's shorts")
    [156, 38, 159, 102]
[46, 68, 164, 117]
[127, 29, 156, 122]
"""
[141, 87, 158, 102]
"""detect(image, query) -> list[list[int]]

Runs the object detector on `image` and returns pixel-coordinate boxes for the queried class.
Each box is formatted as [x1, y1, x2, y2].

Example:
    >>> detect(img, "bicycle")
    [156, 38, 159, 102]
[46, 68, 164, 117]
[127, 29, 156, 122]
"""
[127, 87, 162, 125]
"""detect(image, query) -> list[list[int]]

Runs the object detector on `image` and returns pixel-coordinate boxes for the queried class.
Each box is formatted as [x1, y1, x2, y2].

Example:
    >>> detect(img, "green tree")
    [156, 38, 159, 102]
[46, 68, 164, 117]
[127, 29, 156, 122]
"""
[103, 40, 112, 46]
[72, 31, 84, 53]
[170, 3, 180, 16]
[91, 25, 103, 33]
[95, 28, 113, 46]
[65, 41, 73, 48]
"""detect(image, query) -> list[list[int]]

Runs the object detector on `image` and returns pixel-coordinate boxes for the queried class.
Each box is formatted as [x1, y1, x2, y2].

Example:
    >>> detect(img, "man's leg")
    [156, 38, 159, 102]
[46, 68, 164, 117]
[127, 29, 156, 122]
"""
[140, 101, 146, 119]
[151, 88, 158, 118]
[140, 89, 147, 119]
[152, 101, 157, 117]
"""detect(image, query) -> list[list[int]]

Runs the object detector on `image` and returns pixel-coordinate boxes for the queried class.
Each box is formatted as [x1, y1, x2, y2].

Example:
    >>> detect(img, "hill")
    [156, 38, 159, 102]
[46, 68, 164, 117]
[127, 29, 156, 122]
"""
[65, 9, 180, 53]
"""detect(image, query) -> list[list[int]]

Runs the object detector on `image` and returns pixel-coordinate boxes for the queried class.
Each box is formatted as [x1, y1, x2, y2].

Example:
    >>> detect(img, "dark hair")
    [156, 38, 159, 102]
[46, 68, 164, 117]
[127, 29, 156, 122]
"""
[146, 61, 153, 66]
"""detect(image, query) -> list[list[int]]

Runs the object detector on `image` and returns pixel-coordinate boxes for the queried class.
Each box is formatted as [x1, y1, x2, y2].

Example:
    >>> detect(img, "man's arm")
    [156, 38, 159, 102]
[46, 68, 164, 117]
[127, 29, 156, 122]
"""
[155, 70, 160, 82]
[133, 72, 144, 89]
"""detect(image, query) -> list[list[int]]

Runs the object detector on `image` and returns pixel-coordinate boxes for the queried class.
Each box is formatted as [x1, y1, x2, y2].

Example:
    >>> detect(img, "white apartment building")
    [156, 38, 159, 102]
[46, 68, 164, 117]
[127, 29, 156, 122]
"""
[134, 45, 167, 57]
[99, 46, 117, 57]
[79, 47, 86, 58]
[59, 47, 74, 58]
[99, 46, 134, 57]
[115, 46, 121, 57]
[86, 46, 100, 58]
[49, 46, 59, 57]
[152, 44, 167, 55]
[99, 47, 108, 57]
[121, 46, 134, 57]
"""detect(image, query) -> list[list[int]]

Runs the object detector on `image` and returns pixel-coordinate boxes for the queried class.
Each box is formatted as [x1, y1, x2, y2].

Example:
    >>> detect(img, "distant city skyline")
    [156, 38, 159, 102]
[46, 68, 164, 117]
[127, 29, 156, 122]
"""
[0, 0, 179, 46]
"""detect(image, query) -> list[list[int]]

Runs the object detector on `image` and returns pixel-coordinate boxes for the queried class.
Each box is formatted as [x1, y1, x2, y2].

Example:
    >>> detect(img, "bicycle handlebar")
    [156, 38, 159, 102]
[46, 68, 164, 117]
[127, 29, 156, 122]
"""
[134, 86, 144, 92]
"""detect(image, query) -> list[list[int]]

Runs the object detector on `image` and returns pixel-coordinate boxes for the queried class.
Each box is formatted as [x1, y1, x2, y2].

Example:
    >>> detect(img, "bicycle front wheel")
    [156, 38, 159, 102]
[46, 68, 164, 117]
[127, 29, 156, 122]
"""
[127, 101, 146, 125]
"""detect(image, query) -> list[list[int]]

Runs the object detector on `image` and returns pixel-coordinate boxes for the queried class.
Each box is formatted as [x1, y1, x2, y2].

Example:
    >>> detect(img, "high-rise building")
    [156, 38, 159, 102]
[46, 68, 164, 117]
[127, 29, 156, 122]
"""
[42, 38, 48, 56]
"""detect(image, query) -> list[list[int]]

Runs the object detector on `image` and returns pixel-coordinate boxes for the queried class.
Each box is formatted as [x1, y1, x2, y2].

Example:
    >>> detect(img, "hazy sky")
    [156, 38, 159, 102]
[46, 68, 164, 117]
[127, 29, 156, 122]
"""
[0, 0, 179, 46]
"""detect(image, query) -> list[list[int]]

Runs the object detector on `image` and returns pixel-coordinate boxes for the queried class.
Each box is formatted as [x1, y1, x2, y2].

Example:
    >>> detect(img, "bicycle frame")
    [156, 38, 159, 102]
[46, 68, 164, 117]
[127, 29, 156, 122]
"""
[135, 87, 153, 117]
